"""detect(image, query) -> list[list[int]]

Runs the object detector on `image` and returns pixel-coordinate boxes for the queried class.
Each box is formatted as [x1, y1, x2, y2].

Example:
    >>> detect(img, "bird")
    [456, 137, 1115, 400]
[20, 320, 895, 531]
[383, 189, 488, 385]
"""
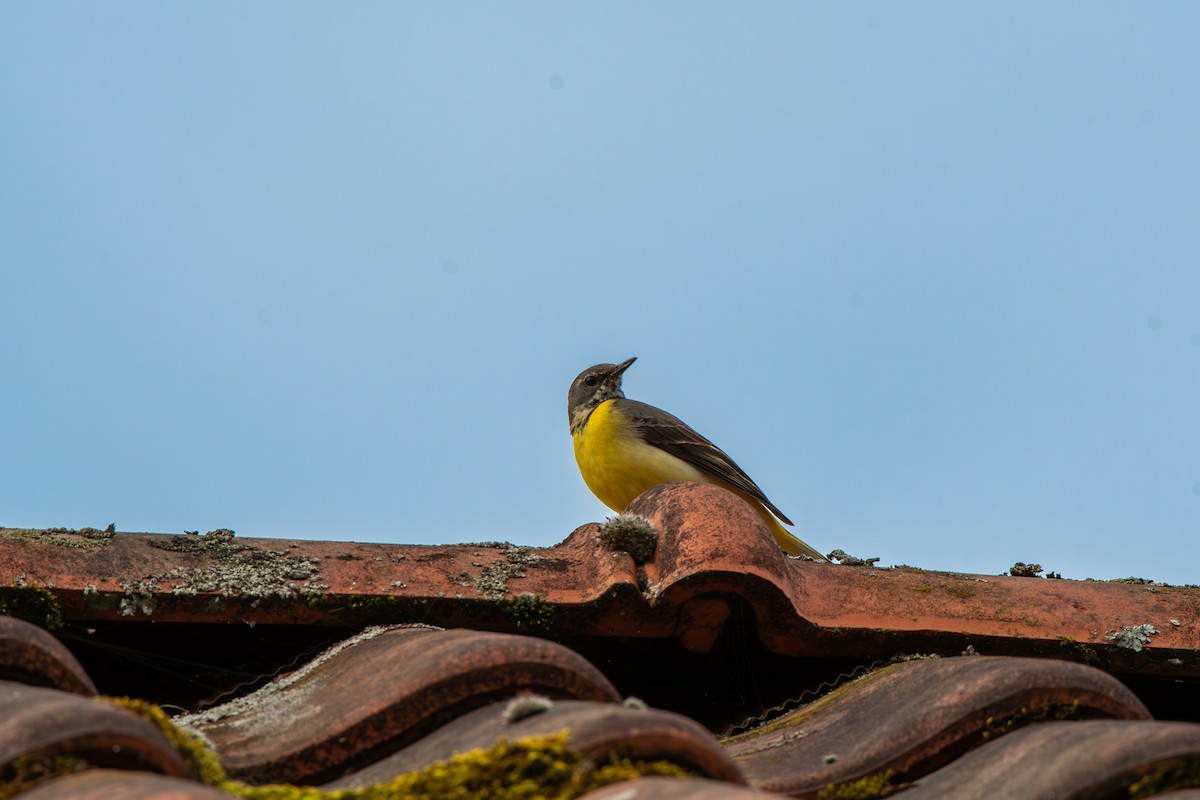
[567, 357, 825, 560]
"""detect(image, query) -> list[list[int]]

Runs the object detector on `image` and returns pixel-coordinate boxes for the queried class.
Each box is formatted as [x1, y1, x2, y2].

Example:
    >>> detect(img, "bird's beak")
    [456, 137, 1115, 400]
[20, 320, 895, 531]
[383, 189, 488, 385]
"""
[613, 357, 636, 377]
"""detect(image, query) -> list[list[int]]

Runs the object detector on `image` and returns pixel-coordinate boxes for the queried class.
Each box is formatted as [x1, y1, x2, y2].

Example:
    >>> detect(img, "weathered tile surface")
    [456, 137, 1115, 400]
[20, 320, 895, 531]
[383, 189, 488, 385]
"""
[178, 626, 621, 784]
[331, 699, 743, 789]
[0, 615, 96, 694]
[725, 654, 1150, 797]
[0, 683, 188, 778]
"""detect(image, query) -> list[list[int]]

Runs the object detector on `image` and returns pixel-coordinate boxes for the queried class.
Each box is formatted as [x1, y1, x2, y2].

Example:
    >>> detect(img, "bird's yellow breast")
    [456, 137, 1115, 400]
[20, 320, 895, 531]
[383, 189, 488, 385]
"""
[572, 399, 705, 513]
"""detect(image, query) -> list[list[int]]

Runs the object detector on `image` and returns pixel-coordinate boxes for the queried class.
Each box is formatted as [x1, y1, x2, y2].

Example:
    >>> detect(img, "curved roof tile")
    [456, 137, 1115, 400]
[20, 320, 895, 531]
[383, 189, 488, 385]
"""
[905, 719, 1200, 799]
[16, 770, 236, 800]
[578, 776, 779, 799]
[0, 683, 188, 778]
[4, 480, 1200, 798]
[331, 698, 743, 789]
[725, 654, 1150, 796]
[0, 615, 95, 695]
[629, 482, 1200, 671]
[178, 626, 620, 785]
[4, 484, 1199, 684]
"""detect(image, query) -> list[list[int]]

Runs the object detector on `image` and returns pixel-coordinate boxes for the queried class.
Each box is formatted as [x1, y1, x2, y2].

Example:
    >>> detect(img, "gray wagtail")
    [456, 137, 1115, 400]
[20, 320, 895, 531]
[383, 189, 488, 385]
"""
[568, 357, 824, 559]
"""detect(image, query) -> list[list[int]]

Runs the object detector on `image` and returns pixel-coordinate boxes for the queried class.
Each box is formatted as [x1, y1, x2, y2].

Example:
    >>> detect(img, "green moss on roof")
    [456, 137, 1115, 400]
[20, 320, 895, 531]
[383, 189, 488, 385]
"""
[817, 770, 898, 800]
[228, 731, 690, 800]
[0, 754, 88, 799]
[0, 526, 114, 548]
[501, 593, 555, 631]
[109, 697, 694, 800]
[0, 580, 62, 629]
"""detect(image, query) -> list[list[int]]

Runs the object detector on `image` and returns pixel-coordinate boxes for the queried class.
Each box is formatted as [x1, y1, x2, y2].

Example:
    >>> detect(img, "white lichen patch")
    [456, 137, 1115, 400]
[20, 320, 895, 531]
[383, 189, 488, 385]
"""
[1105, 623, 1158, 652]
[502, 693, 554, 724]
[177, 624, 443, 736]
[118, 578, 160, 617]
[454, 543, 544, 600]
[141, 529, 328, 600]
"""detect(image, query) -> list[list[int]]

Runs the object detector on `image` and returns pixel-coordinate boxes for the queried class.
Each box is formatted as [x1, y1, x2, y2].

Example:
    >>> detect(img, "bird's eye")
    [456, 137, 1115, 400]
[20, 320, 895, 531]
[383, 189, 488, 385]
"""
[584, 375, 598, 387]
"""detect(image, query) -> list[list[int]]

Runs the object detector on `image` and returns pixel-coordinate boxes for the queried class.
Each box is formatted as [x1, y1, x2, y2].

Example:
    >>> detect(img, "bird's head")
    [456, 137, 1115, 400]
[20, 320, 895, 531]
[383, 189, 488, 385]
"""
[567, 357, 636, 433]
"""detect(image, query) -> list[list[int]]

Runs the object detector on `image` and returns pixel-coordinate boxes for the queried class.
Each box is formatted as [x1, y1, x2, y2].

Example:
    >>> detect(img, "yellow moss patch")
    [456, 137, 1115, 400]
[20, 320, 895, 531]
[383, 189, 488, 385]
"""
[100, 698, 692, 800]
[501, 593, 556, 631]
[1057, 635, 1100, 665]
[99, 696, 226, 785]
[0, 582, 63, 629]
[817, 770, 897, 799]
[227, 731, 690, 800]
[1127, 758, 1200, 798]
[0, 755, 88, 800]
[981, 701, 1081, 741]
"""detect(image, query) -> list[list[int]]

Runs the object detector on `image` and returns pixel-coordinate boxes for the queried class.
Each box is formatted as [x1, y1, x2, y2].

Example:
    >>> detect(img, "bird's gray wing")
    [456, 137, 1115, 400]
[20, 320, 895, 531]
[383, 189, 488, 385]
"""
[615, 399, 793, 525]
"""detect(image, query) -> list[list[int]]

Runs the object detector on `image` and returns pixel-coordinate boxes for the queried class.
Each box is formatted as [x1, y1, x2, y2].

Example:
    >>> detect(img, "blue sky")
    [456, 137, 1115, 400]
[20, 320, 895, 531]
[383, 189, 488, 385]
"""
[3, 4, 1198, 584]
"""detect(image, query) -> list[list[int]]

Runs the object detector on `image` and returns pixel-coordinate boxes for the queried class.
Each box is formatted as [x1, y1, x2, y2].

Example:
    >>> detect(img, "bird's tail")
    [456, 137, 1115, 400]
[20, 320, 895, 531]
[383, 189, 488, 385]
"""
[757, 507, 827, 561]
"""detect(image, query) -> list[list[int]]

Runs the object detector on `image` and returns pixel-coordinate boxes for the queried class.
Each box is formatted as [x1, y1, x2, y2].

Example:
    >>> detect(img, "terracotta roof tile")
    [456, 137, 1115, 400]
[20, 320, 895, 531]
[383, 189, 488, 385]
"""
[4, 483, 1199, 686]
[178, 626, 620, 785]
[577, 776, 781, 799]
[330, 698, 743, 789]
[4, 481, 1200, 798]
[0, 682, 188, 778]
[15, 770, 236, 800]
[628, 482, 1200, 671]
[724, 654, 1150, 797]
[904, 720, 1200, 799]
[0, 616, 95, 695]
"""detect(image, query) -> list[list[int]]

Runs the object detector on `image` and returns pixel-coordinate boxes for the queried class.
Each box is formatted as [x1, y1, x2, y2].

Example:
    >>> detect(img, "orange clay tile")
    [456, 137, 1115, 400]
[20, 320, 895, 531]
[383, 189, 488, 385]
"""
[3, 480, 1199, 680]
[0, 615, 96, 695]
[0, 524, 664, 633]
[578, 776, 782, 799]
[0, 683, 188, 778]
[330, 698, 744, 789]
[723, 654, 1149, 797]
[7, 481, 1200, 800]
[178, 626, 621, 785]
[15, 771, 237, 800]
[904, 719, 1200, 799]
[629, 482, 1200, 672]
